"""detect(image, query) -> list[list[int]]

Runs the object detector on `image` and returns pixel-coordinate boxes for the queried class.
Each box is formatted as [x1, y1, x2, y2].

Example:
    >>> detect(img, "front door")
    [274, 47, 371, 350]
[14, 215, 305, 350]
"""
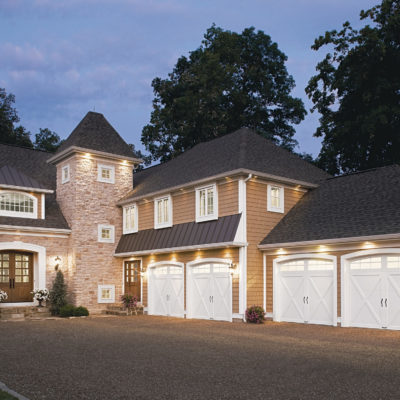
[124, 260, 141, 300]
[0, 251, 33, 303]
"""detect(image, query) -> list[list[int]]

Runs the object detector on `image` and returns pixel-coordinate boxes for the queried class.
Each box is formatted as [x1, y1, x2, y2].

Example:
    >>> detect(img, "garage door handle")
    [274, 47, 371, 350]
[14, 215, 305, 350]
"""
[385, 298, 388, 308]
[303, 296, 305, 304]
[209, 296, 211, 303]
[381, 298, 383, 307]
[306, 296, 308, 304]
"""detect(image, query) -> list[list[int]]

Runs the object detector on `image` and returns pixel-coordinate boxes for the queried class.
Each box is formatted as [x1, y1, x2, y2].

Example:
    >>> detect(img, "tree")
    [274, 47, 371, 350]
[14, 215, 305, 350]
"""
[142, 25, 306, 163]
[34, 128, 63, 152]
[306, 0, 400, 175]
[49, 271, 68, 316]
[0, 88, 33, 148]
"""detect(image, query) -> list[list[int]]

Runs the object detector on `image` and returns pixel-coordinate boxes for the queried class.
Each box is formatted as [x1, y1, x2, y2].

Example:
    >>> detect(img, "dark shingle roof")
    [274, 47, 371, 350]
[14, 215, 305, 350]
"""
[260, 165, 400, 246]
[0, 144, 69, 230]
[123, 128, 330, 201]
[0, 165, 51, 191]
[57, 111, 134, 158]
[116, 214, 241, 254]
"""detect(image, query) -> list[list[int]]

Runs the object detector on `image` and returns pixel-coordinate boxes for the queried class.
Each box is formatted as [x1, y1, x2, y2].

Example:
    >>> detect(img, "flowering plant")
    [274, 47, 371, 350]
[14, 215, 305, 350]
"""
[0, 290, 8, 302]
[245, 305, 265, 324]
[31, 288, 50, 302]
[121, 294, 141, 315]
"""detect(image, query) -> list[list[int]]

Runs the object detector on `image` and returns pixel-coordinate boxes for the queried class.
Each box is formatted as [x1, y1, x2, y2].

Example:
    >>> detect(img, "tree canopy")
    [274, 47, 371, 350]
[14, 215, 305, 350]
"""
[142, 25, 306, 163]
[0, 88, 62, 152]
[306, 0, 400, 175]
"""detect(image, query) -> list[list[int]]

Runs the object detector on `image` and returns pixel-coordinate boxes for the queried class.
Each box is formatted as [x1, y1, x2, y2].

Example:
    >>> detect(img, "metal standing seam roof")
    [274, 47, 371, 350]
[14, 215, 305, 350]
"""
[0, 165, 52, 191]
[115, 214, 242, 254]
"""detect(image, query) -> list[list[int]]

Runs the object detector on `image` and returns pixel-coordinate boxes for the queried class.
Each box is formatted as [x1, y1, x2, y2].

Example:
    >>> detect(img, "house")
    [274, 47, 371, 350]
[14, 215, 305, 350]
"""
[1, 111, 399, 330]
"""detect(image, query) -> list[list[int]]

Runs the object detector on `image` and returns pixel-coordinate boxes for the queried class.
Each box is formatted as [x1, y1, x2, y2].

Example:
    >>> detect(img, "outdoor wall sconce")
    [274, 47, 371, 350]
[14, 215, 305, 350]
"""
[140, 265, 146, 277]
[54, 256, 61, 271]
[229, 262, 238, 275]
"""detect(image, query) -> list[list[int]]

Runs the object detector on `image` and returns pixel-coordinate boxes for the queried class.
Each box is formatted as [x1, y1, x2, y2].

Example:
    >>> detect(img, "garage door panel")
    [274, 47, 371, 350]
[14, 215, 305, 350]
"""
[279, 275, 305, 323]
[190, 275, 212, 320]
[213, 275, 232, 321]
[152, 277, 169, 316]
[308, 275, 334, 325]
[169, 276, 184, 317]
[349, 273, 383, 329]
[387, 272, 400, 330]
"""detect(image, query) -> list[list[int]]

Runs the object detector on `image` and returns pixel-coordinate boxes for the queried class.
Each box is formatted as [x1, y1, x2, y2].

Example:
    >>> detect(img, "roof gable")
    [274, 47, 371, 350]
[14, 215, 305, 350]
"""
[260, 165, 400, 246]
[123, 128, 330, 201]
[56, 111, 134, 159]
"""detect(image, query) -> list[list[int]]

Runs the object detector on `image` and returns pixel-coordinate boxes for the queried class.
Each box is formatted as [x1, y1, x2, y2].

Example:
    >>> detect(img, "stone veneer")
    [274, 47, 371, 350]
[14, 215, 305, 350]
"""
[56, 153, 133, 312]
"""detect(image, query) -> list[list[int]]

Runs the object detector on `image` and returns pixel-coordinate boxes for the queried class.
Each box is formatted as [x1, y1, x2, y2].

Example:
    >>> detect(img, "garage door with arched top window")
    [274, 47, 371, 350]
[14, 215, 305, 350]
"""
[148, 262, 184, 318]
[187, 260, 232, 322]
[274, 256, 337, 326]
[342, 251, 400, 330]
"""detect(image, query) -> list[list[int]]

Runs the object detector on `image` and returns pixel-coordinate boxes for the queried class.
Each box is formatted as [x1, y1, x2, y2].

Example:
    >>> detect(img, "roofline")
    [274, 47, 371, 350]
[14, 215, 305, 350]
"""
[0, 184, 53, 194]
[118, 168, 319, 205]
[0, 224, 71, 234]
[114, 241, 248, 257]
[258, 232, 400, 250]
[47, 146, 143, 165]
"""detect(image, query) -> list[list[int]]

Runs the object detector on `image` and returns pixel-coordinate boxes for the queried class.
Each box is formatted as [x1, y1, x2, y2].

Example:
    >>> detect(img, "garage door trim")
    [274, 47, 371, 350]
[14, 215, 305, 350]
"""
[273, 254, 338, 326]
[148, 261, 185, 317]
[341, 248, 400, 328]
[186, 258, 233, 322]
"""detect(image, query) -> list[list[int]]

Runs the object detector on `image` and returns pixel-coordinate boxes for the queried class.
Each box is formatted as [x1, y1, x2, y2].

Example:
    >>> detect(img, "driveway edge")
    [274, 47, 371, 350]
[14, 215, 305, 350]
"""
[0, 381, 30, 400]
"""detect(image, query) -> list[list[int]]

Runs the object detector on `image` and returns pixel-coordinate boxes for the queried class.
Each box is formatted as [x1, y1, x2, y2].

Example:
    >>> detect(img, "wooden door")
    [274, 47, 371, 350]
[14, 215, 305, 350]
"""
[124, 260, 141, 300]
[0, 251, 33, 303]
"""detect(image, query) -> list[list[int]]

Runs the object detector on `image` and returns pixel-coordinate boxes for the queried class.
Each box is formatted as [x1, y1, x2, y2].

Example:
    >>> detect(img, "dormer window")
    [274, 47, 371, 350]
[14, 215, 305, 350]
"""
[0, 191, 38, 219]
[196, 183, 218, 222]
[123, 204, 138, 234]
[267, 185, 284, 213]
[62, 164, 70, 184]
[154, 195, 172, 229]
[97, 164, 115, 184]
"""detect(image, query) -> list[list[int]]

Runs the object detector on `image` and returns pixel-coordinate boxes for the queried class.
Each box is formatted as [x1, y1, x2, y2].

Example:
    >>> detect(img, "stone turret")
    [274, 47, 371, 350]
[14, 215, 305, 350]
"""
[47, 112, 142, 311]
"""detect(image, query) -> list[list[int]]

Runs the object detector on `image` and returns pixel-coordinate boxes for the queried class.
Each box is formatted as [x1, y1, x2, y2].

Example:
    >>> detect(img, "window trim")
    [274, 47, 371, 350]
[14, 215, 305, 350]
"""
[61, 164, 70, 184]
[0, 190, 38, 219]
[154, 195, 172, 229]
[123, 203, 138, 234]
[97, 163, 115, 184]
[195, 183, 218, 223]
[97, 284, 115, 303]
[267, 185, 284, 213]
[98, 224, 115, 243]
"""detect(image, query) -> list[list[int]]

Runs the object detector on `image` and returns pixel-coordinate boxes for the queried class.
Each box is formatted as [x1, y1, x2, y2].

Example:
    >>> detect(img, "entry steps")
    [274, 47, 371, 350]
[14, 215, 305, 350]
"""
[0, 306, 51, 321]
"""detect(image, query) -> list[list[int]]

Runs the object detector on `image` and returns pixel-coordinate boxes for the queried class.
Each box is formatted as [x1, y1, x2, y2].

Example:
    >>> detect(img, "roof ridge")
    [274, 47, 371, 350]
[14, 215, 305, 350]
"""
[327, 164, 399, 181]
[0, 142, 52, 154]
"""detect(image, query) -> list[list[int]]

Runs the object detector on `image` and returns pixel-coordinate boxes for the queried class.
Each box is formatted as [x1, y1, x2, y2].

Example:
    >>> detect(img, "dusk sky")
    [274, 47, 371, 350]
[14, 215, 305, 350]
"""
[0, 0, 377, 158]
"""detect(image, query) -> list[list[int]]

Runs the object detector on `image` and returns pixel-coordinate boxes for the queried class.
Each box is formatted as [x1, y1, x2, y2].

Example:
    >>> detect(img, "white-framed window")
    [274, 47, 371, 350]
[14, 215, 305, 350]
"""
[154, 195, 172, 229]
[98, 224, 115, 243]
[61, 164, 70, 184]
[267, 185, 284, 213]
[196, 183, 218, 222]
[97, 164, 115, 184]
[123, 203, 138, 234]
[98, 285, 115, 303]
[0, 191, 38, 219]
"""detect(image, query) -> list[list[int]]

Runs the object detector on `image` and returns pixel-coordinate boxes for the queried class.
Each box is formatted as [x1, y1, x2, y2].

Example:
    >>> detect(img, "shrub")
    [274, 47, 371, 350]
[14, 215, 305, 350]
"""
[245, 305, 265, 324]
[121, 294, 138, 309]
[49, 271, 67, 315]
[59, 304, 75, 318]
[73, 306, 89, 317]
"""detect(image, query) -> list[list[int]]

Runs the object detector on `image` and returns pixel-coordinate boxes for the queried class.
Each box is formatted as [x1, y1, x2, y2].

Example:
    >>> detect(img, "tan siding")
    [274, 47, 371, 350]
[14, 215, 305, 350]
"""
[218, 180, 239, 217]
[139, 247, 239, 314]
[173, 191, 195, 225]
[138, 201, 154, 231]
[246, 180, 305, 308]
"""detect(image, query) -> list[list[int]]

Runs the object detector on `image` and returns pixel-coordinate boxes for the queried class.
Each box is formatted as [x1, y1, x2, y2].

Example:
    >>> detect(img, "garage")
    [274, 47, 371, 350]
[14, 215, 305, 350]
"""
[148, 262, 184, 318]
[187, 259, 232, 322]
[274, 256, 337, 326]
[342, 250, 400, 330]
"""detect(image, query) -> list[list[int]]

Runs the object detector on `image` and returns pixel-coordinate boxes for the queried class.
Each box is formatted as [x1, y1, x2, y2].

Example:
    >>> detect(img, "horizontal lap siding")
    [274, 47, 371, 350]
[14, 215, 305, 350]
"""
[138, 201, 153, 230]
[139, 247, 239, 314]
[246, 180, 304, 308]
[218, 181, 239, 217]
[173, 191, 195, 225]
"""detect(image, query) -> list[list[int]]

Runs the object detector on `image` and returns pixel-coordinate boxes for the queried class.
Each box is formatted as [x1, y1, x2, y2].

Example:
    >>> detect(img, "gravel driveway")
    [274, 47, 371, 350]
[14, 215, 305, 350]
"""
[1, 315, 400, 400]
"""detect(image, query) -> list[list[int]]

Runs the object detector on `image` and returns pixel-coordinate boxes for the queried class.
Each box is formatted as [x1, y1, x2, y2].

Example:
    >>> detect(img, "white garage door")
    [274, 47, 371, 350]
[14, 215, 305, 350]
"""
[346, 255, 400, 330]
[148, 264, 184, 318]
[187, 262, 232, 322]
[275, 258, 336, 326]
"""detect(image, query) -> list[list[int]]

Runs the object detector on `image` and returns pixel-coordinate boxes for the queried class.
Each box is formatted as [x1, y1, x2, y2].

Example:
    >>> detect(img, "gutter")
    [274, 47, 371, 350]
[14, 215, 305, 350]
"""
[118, 168, 319, 206]
[0, 184, 53, 194]
[0, 224, 71, 234]
[114, 241, 248, 257]
[258, 232, 400, 250]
